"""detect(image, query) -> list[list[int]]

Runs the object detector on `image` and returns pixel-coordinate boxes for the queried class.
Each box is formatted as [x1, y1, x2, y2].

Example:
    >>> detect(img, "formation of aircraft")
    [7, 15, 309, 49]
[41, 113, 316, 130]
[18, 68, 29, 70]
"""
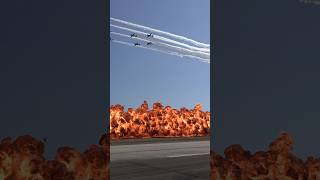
[110, 31, 154, 47]
[130, 33, 153, 38]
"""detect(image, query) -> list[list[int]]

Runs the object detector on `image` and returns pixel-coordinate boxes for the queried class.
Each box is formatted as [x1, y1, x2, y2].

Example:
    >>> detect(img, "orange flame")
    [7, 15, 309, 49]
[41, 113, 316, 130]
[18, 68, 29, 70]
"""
[0, 134, 109, 180]
[110, 101, 210, 139]
[211, 132, 320, 180]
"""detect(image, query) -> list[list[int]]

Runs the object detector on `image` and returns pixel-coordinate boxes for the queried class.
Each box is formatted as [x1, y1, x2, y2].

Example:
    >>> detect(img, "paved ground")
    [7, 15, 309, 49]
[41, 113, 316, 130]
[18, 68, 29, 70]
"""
[111, 138, 210, 180]
[111, 136, 210, 145]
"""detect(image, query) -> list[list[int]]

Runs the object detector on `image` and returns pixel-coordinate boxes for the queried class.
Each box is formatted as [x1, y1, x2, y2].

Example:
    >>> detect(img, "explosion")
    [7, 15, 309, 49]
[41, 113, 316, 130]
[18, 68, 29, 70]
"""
[0, 133, 110, 180]
[109, 101, 210, 139]
[210, 132, 320, 180]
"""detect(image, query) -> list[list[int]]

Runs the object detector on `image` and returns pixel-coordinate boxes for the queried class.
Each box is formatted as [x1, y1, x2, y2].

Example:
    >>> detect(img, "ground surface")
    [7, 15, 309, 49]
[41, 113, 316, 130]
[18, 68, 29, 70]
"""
[111, 137, 210, 180]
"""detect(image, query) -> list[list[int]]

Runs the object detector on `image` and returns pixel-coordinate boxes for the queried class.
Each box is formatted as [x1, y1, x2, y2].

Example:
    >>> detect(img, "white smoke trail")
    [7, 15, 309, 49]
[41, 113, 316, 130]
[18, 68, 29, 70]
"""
[111, 39, 176, 56]
[154, 35, 210, 53]
[111, 17, 210, 48]
[111, 31, 209, 58]
[111, 39, 209, 63]
[111, 39, 210, 63]
[110, 24, 210, 53]
[110, 31, 209, 59]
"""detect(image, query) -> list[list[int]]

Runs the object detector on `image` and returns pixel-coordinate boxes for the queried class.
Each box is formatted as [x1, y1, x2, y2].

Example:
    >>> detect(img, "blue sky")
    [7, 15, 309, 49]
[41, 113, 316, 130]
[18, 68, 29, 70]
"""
[110, 0, 210, 111]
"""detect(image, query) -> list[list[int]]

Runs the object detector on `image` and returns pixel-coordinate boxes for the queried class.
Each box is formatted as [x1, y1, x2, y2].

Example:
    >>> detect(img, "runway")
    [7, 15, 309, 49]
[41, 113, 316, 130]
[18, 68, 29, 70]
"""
[110, 138, 210, 180]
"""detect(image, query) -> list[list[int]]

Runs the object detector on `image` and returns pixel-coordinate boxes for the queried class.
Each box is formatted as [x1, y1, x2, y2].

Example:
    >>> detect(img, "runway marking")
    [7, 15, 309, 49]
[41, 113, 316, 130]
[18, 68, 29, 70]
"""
[167, 152, 209, 158]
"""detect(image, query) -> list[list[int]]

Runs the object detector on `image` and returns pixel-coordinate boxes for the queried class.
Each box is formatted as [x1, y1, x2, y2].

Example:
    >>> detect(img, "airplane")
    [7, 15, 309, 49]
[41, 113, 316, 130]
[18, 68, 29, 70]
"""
[131, 33, 138, 37]
[147, 33, 153, 38]
[134, 43, 141, 46]
[146, 42, 152, 45]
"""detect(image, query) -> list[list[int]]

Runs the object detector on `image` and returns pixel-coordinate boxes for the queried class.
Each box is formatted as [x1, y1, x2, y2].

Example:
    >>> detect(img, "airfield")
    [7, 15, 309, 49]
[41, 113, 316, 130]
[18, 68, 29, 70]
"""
[110, 137, 210, 180]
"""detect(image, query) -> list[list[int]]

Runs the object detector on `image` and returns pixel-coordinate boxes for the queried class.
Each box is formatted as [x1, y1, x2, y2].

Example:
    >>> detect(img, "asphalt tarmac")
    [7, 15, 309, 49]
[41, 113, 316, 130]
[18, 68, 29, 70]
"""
[111, 138, 210, 180]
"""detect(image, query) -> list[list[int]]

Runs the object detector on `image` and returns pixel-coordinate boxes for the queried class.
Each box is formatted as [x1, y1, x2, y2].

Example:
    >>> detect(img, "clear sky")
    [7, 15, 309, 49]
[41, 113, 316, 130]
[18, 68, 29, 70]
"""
[110, 0, 210, 111]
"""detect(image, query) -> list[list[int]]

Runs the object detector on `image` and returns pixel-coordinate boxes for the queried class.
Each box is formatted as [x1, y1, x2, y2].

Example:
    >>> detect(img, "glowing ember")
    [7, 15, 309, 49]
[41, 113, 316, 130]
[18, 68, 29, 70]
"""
[210, 132, 320, 180]
[0, 134, 110, 180]
[110, 101, 210, 139]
